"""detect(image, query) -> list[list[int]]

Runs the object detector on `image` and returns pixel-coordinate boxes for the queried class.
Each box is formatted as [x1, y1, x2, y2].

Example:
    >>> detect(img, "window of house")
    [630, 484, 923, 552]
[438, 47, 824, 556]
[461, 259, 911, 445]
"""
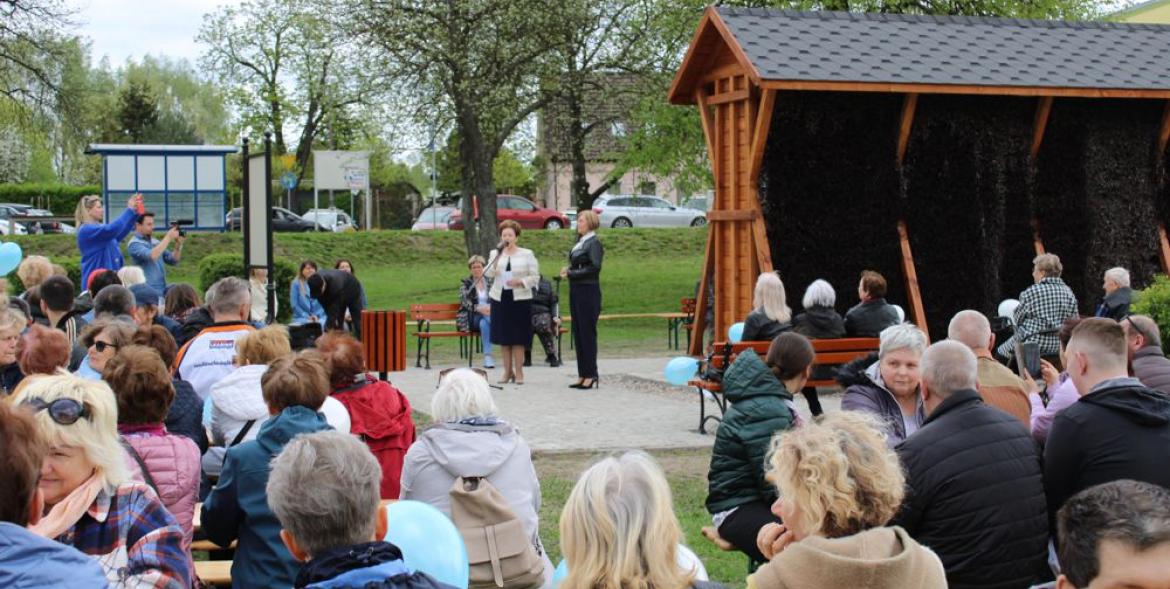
[638, 181, 657, 196]
[610, 121, 627, 138]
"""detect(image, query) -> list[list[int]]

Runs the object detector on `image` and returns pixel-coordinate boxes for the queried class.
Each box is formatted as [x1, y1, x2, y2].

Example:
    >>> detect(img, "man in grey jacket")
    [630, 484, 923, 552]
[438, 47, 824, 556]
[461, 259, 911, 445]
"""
[1123, 314, 1170, 395]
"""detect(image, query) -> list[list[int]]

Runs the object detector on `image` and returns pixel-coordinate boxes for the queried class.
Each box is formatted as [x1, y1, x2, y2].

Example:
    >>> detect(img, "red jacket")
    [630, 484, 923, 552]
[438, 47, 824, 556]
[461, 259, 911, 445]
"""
[332, 376, 416, 498]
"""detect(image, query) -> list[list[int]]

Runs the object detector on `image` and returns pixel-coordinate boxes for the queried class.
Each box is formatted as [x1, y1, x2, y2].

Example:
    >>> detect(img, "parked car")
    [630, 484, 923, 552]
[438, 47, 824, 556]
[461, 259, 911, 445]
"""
[411, 206, 457, 231]
[681, 196, 710, 212]
[592, 195, 707, 228]
[0, 203, 61, 234]
[0, 218, 26, 236]
[562, 210, 578, 230]
[225, 207, 327, 232]
[447, 195, 569, 230]
[302, 208, 357, 232]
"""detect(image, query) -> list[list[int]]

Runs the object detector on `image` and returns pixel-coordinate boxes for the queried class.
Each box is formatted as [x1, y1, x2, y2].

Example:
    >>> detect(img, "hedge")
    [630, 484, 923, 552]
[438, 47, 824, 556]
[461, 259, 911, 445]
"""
[6, 257, 82, 295]
[198, 253, 296, 323]
[0, 184, 102, 215]
[1132, 275, 1170, 347]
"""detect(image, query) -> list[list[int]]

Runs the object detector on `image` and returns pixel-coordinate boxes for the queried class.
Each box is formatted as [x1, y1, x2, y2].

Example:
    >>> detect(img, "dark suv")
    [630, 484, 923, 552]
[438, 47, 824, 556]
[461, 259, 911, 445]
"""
[225, 207, 327, 232]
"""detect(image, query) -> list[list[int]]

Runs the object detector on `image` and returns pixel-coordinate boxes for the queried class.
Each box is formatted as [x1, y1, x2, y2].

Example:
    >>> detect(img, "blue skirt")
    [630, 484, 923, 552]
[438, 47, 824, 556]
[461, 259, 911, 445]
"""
[490, 289, 533, 345]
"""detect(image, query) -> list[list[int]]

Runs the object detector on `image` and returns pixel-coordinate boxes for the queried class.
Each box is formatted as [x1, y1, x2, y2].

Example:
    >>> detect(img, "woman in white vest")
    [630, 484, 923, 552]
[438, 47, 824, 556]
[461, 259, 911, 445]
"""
[485, 219, 539, 385]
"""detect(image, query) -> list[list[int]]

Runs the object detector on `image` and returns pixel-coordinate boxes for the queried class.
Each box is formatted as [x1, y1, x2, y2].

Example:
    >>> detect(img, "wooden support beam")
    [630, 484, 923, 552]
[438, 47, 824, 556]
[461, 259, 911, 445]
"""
[707, 89, 750, 105]
[706, 209, 758, 222]
[1031, 218, 1046, 256]
[689, 224, 717, 357]
[1159, 101, 1170, 158]
[1159, 224, 1170, 277]
[748, 89, 777, 182]
[897, 220, 930, 342]
[896, 93, 919, 168]
[751, 218, 773, 273]
[1031, 97, 1054, 161]
[695, 88, 718, 169]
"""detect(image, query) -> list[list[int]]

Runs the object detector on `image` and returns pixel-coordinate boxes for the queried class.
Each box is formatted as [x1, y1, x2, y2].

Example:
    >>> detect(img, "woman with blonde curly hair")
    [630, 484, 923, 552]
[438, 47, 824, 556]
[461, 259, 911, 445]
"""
[12, 373, 189, 586]
[560, 451, 714, 589]
[749, 412, 945, 589]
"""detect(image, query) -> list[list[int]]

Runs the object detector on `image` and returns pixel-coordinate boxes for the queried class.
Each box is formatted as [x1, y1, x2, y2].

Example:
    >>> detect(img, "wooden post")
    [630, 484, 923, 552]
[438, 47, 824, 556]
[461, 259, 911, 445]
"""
[689, 228, 716, 357]
[1159, 223, 1170, 276]
[897, 220, 930, 342]
[1031, 97, 1054, 161]
[896, 93, 919, 168]
[1159, 101, 1170, 158]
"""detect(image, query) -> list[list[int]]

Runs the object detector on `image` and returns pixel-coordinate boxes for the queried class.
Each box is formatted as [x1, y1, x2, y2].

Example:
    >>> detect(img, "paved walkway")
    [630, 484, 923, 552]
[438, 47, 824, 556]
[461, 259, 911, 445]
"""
[388, 356, 841, 453]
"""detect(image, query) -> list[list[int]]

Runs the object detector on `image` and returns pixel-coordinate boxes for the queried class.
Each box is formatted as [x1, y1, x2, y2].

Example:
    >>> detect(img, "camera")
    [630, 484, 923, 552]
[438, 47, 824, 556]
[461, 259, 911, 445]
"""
[171, 219, 194, 237]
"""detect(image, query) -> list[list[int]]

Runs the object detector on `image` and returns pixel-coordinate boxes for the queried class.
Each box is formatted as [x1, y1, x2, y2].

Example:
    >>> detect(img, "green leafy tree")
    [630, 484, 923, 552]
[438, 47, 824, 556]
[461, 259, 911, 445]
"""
[347, 0, 563, 256]
[117, 80, 159, 143]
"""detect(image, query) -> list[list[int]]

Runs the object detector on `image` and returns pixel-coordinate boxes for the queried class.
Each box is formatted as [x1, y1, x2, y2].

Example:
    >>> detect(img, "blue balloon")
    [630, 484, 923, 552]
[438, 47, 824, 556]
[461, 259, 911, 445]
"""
[385, 500, 469, 589]
[551, 559, 568, 588]
[664, 356, 699, 386]
[0, 242, 22, 275]
[728, 322, 745, 343]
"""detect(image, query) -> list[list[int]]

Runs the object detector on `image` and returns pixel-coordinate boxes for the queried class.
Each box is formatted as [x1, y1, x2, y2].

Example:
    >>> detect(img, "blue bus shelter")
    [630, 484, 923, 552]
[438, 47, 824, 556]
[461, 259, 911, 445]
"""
[86, 144, 238, 231]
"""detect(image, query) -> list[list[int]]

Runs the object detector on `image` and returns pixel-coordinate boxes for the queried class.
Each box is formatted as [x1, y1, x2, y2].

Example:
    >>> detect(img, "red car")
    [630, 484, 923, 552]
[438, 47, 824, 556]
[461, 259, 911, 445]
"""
[448, 195, 569, 230]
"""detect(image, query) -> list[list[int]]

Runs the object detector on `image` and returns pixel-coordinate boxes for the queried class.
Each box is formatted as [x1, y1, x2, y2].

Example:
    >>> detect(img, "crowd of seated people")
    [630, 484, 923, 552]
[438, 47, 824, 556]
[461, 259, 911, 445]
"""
[7, 235, 1170, 589]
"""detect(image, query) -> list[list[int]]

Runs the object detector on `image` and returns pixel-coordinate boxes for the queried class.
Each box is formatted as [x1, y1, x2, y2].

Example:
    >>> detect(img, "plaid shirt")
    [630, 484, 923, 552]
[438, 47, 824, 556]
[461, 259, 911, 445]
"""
[55, 482, 190, 589]
[998, 277, 1078, 358]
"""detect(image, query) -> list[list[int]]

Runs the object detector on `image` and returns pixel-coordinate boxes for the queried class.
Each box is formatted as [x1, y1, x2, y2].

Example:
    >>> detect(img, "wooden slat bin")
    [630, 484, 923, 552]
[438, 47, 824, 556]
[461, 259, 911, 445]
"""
[362, 310, 407, 375]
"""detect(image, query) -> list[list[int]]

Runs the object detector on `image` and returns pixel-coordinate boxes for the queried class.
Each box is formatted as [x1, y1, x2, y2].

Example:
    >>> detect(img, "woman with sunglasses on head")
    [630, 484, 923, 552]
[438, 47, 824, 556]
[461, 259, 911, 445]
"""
[11, 373, 190, 587]
[75, 193, 143, 286]
[315, 331, 414, 499]
[74, 318, 136, 381]
[399, 367, 552, 581]
[103, 345, 201, 556]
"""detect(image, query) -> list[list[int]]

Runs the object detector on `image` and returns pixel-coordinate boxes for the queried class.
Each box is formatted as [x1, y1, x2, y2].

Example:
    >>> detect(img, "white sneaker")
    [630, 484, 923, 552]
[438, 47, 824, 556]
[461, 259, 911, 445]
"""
[483, 355, 495, 369]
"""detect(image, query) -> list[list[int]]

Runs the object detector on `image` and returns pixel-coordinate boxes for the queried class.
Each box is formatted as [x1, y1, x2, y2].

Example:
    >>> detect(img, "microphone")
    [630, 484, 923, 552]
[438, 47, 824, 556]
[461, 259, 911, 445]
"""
[496, 241, 506, 251]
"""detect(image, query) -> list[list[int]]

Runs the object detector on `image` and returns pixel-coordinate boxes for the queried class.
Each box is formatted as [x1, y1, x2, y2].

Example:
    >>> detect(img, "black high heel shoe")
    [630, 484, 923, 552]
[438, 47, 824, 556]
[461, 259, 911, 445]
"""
[571, 377, 599, 389]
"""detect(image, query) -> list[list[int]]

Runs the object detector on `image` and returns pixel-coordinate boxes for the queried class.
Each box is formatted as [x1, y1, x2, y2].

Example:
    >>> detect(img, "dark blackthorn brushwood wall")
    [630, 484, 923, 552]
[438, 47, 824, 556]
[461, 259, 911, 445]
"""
[759, 91, 1165, 338]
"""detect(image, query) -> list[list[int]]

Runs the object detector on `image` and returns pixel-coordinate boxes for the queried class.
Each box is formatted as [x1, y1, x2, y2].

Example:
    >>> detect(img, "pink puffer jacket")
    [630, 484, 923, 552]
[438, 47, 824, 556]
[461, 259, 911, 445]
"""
[121, 424, 201, 551]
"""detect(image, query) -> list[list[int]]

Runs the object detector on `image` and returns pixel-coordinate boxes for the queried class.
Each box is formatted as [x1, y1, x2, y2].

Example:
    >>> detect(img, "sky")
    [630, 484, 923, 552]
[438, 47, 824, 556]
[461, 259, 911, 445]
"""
[72, 0, 244, 67]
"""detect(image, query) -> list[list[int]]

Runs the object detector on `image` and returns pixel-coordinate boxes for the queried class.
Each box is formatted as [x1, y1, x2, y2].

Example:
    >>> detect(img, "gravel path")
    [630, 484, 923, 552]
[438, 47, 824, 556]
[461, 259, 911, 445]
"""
[388, 356, 840, 453]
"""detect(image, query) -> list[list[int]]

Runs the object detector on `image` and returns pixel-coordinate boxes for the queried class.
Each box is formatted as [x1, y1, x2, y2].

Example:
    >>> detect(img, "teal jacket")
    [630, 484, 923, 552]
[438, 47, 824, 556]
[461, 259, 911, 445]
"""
[706, 349, 795, 514]
[202, 406, 333, 589]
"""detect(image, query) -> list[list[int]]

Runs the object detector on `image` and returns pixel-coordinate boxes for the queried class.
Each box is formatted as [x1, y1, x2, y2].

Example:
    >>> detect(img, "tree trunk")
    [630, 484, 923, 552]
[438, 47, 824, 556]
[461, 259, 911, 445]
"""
[456, 103, 499, 258]
[564, 76, 594, 211]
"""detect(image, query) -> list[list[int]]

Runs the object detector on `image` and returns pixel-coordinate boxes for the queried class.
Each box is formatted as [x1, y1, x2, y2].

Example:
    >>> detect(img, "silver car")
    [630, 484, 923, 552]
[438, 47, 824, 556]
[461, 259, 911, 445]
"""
[593, 195, 707, 228]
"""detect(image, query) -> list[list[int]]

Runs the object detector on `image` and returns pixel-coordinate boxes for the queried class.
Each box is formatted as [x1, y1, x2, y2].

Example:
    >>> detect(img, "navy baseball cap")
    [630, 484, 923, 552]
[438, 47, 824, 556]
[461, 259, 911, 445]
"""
[129, 283, 161, 307]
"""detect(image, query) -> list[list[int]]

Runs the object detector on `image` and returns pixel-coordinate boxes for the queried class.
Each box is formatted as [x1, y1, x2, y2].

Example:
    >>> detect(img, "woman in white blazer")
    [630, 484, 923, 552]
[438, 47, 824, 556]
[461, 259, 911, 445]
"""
[486, 219, 540, 384]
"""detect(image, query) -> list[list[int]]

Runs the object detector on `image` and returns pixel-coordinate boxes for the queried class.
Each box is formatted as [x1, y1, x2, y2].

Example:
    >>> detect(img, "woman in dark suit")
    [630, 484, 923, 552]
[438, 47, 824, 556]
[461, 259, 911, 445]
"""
[562, 210, 603, 389]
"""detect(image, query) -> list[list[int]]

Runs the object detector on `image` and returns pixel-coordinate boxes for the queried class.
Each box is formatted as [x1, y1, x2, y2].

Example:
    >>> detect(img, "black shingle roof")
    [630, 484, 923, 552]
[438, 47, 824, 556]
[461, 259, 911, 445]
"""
[717, 7, 1170, 89]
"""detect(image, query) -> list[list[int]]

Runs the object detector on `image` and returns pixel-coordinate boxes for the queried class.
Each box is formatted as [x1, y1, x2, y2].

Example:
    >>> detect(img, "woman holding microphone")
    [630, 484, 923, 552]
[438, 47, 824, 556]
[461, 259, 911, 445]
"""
[486, 219, 539, 385]
[562, 210, 603, 389]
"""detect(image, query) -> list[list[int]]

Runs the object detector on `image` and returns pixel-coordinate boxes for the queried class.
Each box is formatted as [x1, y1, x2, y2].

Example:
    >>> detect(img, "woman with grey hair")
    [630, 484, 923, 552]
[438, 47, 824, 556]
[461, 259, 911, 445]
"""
[837, 323, 928, 447]
[793, 279, 846, 416]
[399, 368, 551, 581]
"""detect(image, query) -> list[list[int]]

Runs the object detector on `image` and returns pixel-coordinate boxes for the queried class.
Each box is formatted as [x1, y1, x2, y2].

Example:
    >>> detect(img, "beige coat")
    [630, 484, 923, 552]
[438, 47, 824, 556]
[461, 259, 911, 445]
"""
[486, 247, 539, 301]
[748, 526, 948, 589]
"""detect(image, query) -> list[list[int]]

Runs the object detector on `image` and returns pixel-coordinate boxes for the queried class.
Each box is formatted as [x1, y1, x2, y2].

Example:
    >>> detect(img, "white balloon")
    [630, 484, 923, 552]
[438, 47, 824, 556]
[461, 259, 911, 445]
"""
[998, 299, 1021, 322]
[892, 304, 905, 323]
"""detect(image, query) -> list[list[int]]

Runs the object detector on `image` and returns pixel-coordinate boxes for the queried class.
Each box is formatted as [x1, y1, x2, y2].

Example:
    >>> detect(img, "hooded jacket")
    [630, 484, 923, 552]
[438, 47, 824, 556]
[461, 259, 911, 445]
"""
[1044, 379, 1170, 519]
[202, 406, 334, 589]
[1132, 345, 1170, 395]
[332, 376, 416, 499]
[838, 354, 926, 448]
[748, 526, 946, 589]
[893, 390, 1049, 589]
[400, 419, 544, 555]
[0, 522, 110, 589]
[706, 349, 795, 514]
[295, 541, 459, 589]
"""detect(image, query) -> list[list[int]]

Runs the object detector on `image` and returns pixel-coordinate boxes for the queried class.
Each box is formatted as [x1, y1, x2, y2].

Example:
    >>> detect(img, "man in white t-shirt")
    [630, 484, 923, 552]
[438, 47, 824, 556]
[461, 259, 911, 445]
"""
[175, 276, 255, 400]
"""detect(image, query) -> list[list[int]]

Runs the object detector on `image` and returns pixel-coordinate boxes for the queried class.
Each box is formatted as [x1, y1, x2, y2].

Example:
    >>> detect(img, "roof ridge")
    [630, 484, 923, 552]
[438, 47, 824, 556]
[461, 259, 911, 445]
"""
[715, 6, 1170, 31]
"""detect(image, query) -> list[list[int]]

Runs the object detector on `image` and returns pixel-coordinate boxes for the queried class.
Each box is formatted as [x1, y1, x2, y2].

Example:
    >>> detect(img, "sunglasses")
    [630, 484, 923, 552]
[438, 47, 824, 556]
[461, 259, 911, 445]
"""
[23, 397, 91, 425]
[437, 367, 501, 390]
[91, 340, 118, 353]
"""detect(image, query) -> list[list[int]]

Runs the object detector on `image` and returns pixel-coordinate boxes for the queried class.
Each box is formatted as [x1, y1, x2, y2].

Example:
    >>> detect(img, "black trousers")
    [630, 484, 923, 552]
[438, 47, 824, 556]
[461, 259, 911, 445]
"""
[801, 386, 824, 416]
[717, 498, 781, 562]
[570, 282, 601, 379]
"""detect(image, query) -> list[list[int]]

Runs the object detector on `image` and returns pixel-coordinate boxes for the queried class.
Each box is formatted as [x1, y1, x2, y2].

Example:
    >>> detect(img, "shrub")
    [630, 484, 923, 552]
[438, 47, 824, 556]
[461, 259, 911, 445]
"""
[198, 253, 296, 323]
[1131, 274, 1170, 344]
[0, 184, 102, 215]
[6, 257, 82, 295]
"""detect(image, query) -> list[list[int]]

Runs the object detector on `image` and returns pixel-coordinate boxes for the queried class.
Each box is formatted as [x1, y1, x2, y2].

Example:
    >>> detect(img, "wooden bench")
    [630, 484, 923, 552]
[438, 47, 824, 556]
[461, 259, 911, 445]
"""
[195, 560, 232, 587]
[689, 337, 880, 433]
[671, 297, 697, 350]
[410, 303, 477, 369]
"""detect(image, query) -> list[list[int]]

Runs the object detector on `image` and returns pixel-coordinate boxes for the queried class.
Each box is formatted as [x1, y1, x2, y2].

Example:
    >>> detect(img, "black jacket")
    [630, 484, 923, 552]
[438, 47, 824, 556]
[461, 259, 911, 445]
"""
[793, 306, 846, 339]
[294, 541, 458, 589]
[844, 298, 900, 337]
[741, 307, 791, 342]
[1133, 346, 1170, 395]
[176, 306, 213, 348]
[166, 378, 209, 453]
[893, 390, 1049, 589]
[1044, 380, 1170, 521]
[1095, 287, 1133, 321]
[567, 236, 603, 284]
[531, 277, 558, 316]
[311, 270, 365, 332]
